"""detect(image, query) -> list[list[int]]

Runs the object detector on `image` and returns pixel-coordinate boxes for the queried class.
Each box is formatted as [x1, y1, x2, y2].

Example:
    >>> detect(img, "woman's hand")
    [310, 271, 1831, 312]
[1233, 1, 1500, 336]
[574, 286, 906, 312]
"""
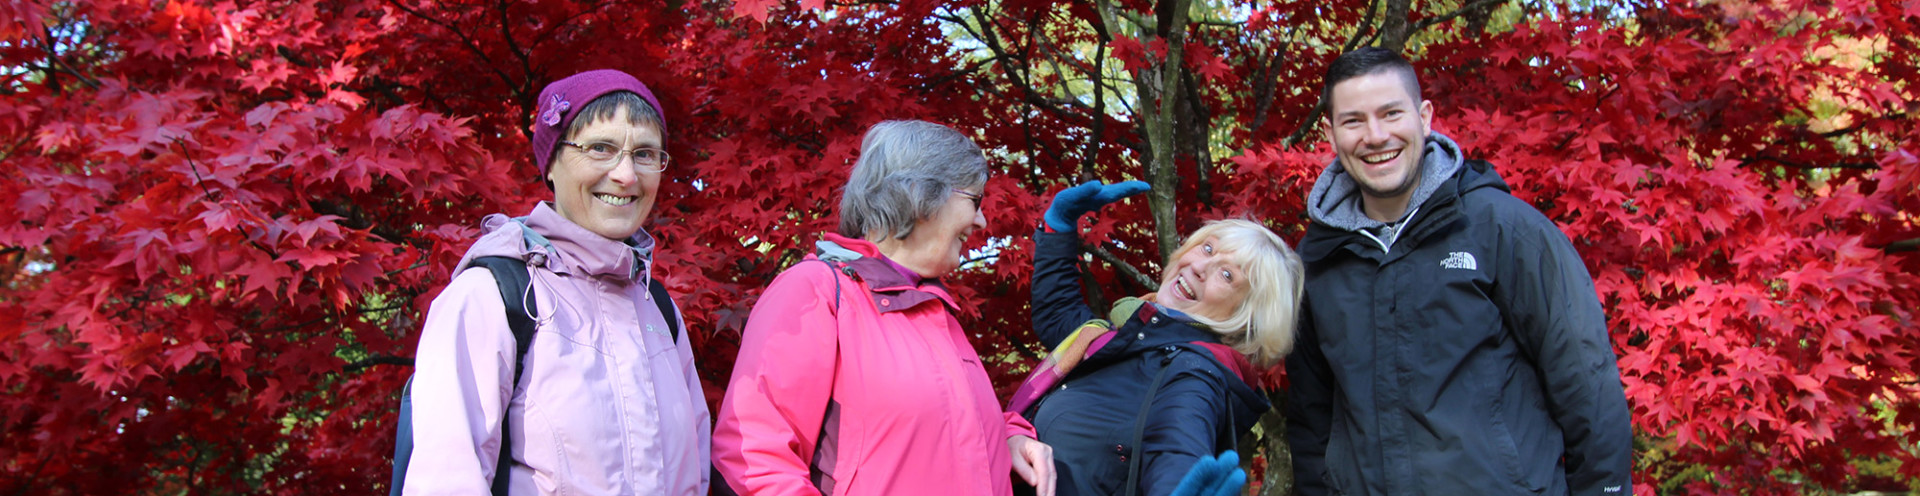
[1044, 180, 1150, 232]
[1009, 435, 1057, 496]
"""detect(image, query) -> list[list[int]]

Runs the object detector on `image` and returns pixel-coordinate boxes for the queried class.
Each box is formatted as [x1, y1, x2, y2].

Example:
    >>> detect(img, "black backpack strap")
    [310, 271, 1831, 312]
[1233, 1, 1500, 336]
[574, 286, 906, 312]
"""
[1123, 346, 1183, 496]
[391, 377, 414, 496]
[648, 277, 680, 343]
[470, 256, 537, 496]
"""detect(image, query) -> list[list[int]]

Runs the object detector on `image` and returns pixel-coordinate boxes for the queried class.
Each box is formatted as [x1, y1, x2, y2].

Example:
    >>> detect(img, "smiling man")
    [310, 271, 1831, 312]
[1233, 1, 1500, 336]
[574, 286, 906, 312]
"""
[1283, 47, 1635, 496]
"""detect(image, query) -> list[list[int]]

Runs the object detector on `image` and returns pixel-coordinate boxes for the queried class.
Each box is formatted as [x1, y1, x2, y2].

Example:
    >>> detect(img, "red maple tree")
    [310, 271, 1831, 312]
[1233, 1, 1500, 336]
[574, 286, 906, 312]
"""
[1, 0, 1914, 494]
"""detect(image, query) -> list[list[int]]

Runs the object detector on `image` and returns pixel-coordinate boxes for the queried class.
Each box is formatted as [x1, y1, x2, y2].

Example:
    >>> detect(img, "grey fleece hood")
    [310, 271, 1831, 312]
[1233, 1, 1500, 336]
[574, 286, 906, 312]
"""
[1307, 132, 1465, 235]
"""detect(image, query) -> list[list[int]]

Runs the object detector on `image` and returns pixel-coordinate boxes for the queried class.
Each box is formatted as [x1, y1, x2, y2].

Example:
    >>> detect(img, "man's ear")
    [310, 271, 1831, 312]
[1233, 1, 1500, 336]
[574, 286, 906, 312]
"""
[1419, 100, 1435, 137]
[1319, 117, 1333, 144]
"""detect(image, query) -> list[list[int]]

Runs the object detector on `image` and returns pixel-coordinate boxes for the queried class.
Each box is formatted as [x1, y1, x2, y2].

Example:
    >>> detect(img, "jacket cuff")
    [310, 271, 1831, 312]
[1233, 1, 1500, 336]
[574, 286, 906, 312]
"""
[1002, 411, 1038, 439]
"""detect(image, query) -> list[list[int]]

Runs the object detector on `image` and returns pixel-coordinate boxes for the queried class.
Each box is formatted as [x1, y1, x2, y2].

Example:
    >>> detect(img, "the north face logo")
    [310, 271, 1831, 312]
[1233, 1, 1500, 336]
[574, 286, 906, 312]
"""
[1442, 251, 1478, 270]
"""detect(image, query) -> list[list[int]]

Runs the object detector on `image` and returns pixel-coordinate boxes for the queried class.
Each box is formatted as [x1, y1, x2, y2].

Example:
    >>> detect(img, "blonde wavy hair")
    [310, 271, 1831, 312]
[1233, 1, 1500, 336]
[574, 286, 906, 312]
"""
[1162, 218, 1304, 367]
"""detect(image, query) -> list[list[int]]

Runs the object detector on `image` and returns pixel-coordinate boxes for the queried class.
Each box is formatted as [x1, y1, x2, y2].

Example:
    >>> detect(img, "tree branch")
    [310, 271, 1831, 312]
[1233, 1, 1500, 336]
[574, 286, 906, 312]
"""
[383, 0, 525, 113]
[956, 6, 1093, 119]
[1886, 238, 1920, 253]
[1183, 69, 1215, 209]
[1411, 0, 1512, 33]
[1086, 243, 1158, 290]
[343, 354, 413, 373]
[1188, 19, 1245, 28]
[39, 25, 100, 91]
[170, 138, 219, 203]
[1080, 6, 1117, 180]
[1247, 22, 1303, 139]
[1739, 155, 1879, 170]
[493, 0, 537, 126]
[1377, 0, 1415, 52]
[1282, 0, 1381, 149]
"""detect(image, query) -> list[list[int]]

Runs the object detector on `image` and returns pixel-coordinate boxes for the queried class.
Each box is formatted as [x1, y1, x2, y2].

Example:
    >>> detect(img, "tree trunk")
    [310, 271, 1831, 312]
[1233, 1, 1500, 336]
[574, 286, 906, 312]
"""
[1145, 0, 1192, 259]
[1377, 0, 1415, 52]
[1257, 394, 1294, 496]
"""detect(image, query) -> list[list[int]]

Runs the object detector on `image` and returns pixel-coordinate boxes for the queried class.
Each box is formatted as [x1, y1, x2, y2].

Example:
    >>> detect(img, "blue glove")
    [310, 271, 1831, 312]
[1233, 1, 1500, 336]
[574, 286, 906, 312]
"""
[1044, 180, 1150, 232]
[1169, 450, 1246, 496]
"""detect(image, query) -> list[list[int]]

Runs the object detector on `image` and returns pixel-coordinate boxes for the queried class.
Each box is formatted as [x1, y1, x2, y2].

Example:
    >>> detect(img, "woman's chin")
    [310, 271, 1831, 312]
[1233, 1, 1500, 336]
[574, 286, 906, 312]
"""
[1156, 287, 1185, 306]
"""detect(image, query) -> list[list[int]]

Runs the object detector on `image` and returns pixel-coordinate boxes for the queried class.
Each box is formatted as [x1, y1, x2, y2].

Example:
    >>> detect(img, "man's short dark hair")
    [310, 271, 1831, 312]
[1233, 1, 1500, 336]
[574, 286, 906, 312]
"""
[1321, 47, 1422, 108]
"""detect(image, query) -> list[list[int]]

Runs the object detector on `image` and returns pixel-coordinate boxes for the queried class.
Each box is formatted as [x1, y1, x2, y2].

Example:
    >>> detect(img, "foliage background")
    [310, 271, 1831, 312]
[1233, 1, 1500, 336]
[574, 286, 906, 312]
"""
[1, 0, 1915, 494]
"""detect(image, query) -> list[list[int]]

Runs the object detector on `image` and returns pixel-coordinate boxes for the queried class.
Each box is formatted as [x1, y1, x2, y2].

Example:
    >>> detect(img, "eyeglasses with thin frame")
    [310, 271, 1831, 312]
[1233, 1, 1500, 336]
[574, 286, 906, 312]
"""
[560, 140, 671, 172]
[951, 188, 983, 211]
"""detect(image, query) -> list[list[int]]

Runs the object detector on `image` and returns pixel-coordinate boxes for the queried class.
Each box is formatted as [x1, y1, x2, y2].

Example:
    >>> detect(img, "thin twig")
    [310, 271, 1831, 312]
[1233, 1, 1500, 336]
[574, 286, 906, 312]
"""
[1411, 0, 1512, 33]
[1739, 155, 1878, 170]
[382, 0, 524, 106]
[171, 138, 219, 203]
[1283, 0, 1382, 148]
[1086, 243, 1158, 290]
[39, 25, 101, 91]
[343, 354, 414, 373]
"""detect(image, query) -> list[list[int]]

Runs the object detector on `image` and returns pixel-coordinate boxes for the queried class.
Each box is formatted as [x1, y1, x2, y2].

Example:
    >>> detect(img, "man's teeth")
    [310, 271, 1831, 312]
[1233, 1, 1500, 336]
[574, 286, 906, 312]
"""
[1362, 150, 1400, 164]
[595, 194, 634, 206]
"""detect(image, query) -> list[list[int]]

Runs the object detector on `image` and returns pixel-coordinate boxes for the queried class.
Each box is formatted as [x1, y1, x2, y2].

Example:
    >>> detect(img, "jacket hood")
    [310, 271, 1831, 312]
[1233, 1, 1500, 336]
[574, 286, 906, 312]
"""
[813, 233, 959, 313]
[1300, 145, 1512, 262]
[455, 201, 656, 284]
[1307, 132, 1466, 232]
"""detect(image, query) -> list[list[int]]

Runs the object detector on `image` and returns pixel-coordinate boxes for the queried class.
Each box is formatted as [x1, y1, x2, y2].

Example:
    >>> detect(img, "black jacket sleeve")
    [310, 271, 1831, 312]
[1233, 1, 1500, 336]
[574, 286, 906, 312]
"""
[1495, 210, 1635, 495]
[1138, 354, 1231, 496]
[1031, 229, 1100, 350]
[1284, 302, 1335, 496]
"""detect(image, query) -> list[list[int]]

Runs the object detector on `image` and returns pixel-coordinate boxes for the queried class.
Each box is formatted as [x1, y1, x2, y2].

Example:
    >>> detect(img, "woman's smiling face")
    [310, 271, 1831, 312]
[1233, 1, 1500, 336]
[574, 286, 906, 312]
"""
[888, 186, 986, 277]
[1157, 236, 1250, 322]
[548, 111, 661, 240]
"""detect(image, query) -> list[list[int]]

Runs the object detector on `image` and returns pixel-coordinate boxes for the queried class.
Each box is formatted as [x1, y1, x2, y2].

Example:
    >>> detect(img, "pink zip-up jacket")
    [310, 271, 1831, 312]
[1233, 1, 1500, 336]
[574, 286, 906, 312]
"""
[405, 202, 709, 495]
[712, 234, 1037, 495]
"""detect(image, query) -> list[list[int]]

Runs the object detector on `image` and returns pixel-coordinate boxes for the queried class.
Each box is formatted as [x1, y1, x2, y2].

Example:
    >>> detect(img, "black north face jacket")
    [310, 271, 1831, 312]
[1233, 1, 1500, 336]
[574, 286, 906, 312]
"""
[1285, 134, 1634, 496]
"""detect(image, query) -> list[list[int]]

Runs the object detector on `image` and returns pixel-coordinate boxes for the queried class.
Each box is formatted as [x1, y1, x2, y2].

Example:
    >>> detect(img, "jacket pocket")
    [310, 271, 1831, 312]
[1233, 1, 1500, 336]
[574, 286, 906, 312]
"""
[1486, 381, 1547, 493]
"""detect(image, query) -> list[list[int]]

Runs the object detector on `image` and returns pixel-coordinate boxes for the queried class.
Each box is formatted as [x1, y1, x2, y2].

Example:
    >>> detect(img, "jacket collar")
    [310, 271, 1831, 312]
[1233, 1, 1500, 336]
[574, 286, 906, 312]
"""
[519, 202, 654, 283]
[1086, 297, 1214, 361]
[1084, 297, 1272, 415]
[816, 233, 957, 313]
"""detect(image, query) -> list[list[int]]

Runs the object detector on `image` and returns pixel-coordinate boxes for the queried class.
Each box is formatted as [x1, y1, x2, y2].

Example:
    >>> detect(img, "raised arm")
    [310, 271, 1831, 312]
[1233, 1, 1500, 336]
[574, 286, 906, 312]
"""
[1030, 180, 1150, 348]
[1030, 229, 1099, 349]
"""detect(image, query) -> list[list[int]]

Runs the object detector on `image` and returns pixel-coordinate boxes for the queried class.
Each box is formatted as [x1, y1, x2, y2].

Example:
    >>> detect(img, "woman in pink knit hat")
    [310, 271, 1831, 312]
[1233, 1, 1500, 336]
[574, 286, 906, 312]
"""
[400, 69, 708, 495]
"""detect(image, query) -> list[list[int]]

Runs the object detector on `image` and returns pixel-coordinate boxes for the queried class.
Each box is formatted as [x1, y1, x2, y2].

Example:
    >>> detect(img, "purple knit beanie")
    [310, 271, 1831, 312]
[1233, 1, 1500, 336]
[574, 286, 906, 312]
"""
[530, 69, 666, 176]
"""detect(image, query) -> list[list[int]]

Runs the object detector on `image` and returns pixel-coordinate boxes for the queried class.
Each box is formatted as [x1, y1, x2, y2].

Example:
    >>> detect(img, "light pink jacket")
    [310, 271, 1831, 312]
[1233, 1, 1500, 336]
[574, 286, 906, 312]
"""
[405, 202, 709, 495]
[712, 234, 1037, 496]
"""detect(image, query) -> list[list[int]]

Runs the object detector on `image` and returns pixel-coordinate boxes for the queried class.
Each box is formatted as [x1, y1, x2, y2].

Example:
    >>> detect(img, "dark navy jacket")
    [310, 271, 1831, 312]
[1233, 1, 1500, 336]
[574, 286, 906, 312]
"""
[1028, 229, 1269, 496]
[1286, 145, 1634, 496]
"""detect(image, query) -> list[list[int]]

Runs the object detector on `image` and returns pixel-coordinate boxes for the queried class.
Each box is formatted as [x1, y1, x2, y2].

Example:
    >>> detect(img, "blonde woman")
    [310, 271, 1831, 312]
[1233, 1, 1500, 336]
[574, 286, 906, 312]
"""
[1015, 181, 1302, 496]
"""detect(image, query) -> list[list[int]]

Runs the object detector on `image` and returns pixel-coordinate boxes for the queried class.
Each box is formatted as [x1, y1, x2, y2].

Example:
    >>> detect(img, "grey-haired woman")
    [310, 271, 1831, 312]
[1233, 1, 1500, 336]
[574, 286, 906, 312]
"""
[711, 120, 1055, 496]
